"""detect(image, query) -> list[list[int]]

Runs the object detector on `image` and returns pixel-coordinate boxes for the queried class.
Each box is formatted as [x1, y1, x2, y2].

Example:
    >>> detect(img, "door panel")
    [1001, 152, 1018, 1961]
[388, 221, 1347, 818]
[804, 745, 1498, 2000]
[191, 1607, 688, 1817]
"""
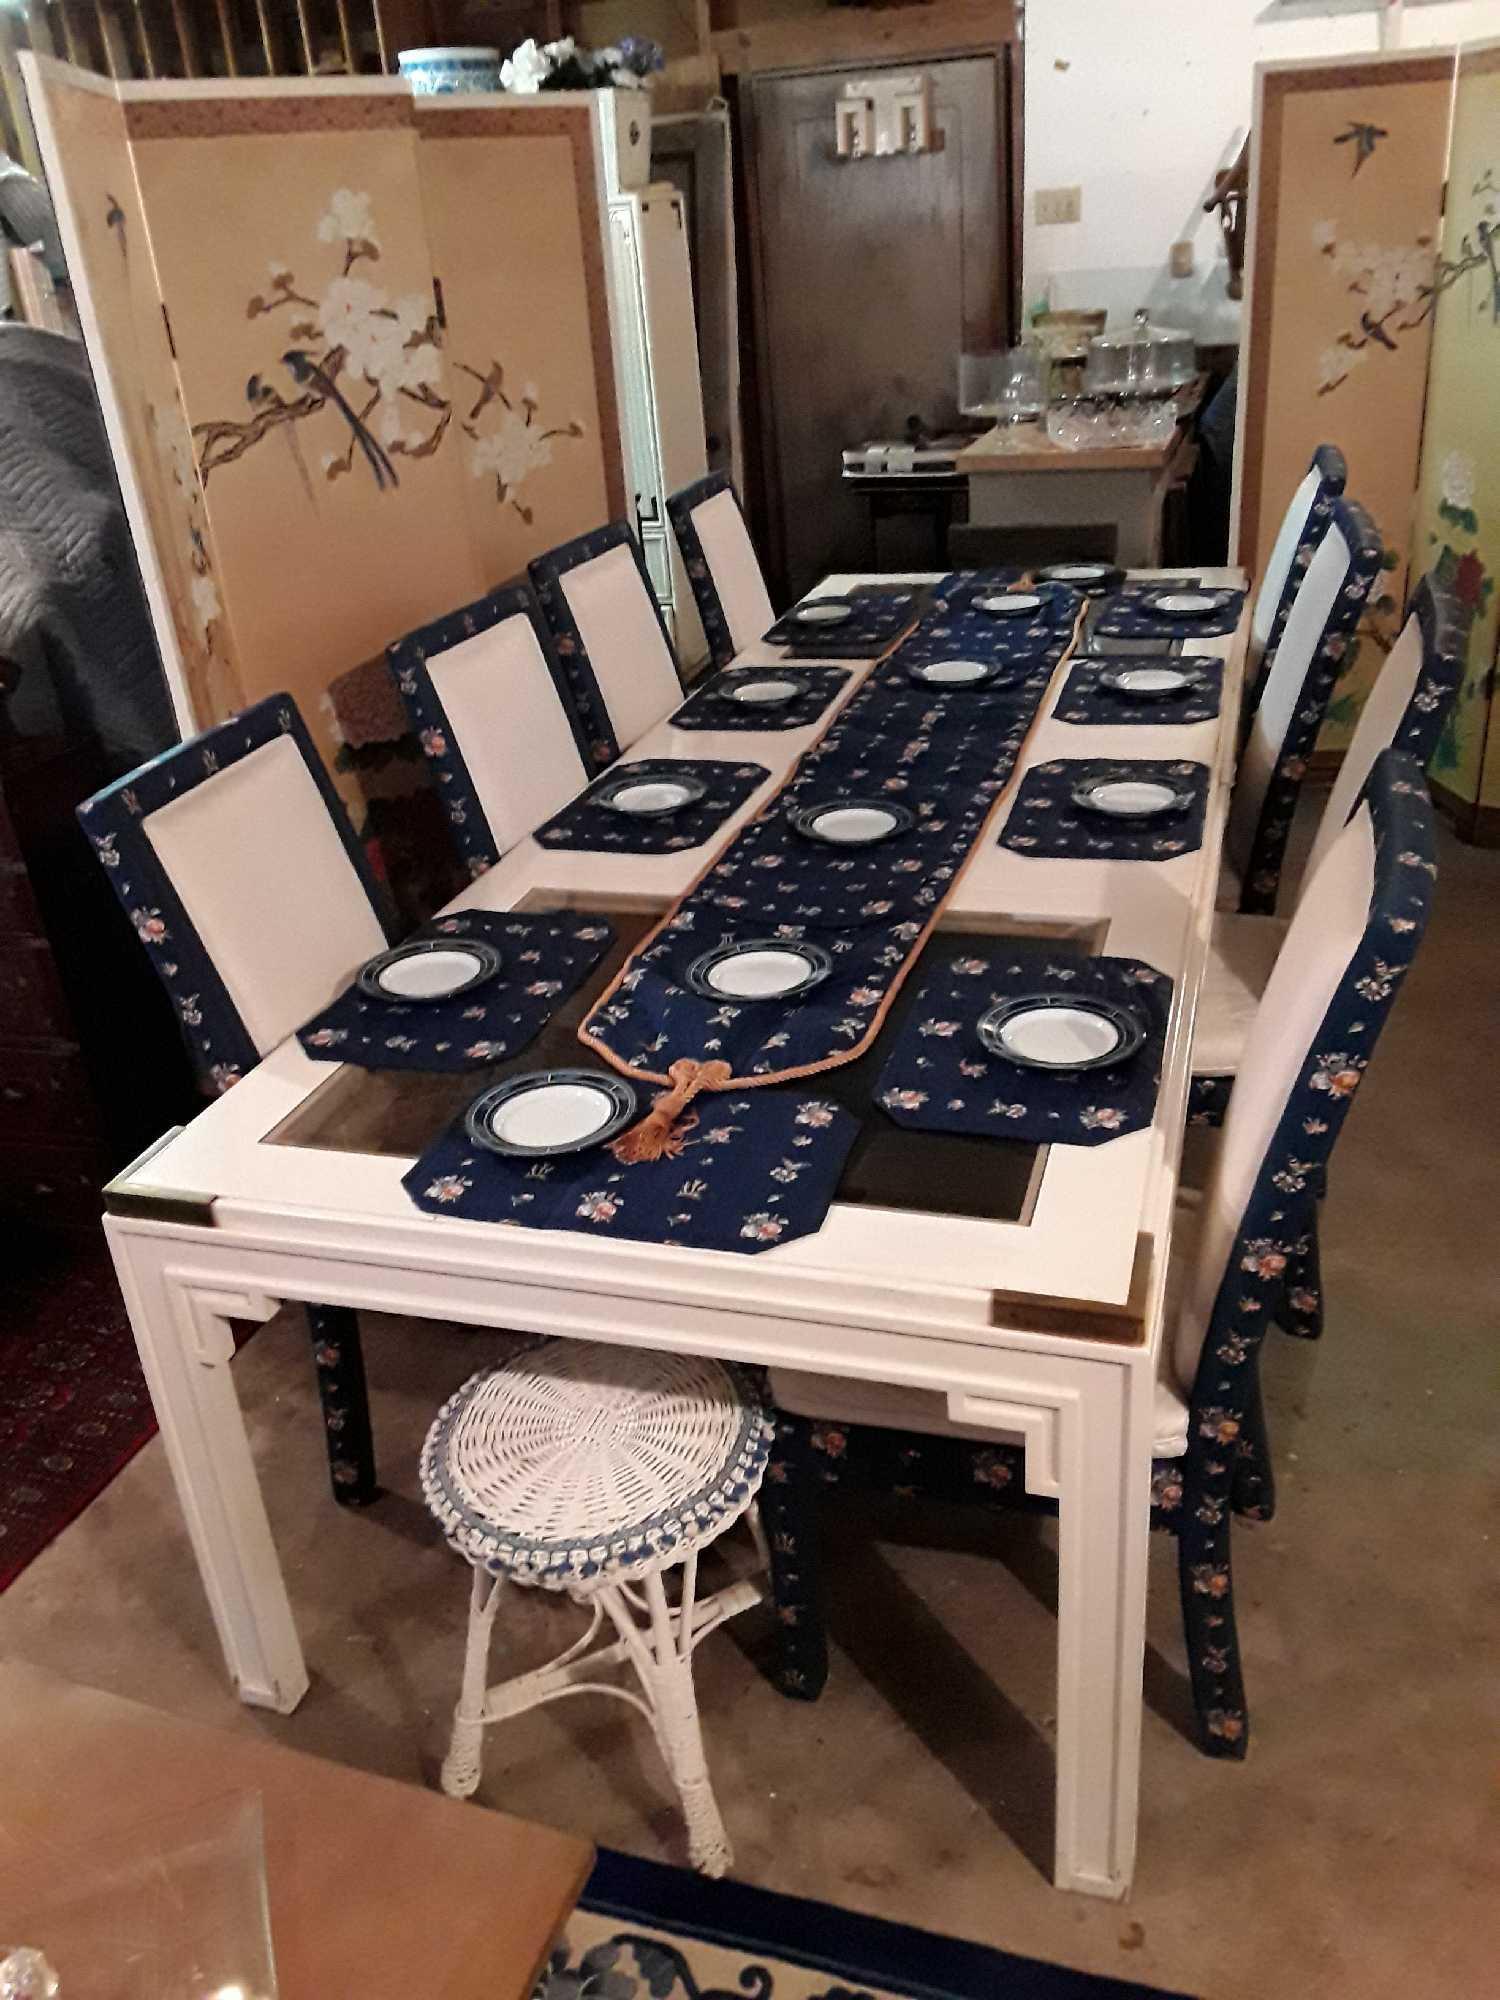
[748, 57, 1007, 599]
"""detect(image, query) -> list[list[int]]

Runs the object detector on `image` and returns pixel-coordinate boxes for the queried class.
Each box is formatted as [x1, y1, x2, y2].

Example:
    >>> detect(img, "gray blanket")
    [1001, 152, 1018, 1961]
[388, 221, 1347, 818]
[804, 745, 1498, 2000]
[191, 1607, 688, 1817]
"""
[0, 324, 175, 771]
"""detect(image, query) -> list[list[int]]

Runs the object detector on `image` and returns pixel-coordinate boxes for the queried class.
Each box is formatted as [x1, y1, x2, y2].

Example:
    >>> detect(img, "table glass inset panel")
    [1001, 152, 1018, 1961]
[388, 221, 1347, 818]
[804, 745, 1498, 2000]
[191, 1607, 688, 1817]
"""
[268, 897, 1097, 1225]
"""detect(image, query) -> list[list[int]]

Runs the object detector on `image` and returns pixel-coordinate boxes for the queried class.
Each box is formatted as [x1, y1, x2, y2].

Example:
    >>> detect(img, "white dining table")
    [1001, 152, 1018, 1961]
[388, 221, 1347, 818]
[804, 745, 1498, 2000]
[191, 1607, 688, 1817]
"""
[99, 568, 1248, 1900]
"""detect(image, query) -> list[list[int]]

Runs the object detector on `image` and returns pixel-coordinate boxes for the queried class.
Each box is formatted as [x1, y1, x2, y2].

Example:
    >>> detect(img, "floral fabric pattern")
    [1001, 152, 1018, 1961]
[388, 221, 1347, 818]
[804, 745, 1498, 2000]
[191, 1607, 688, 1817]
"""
[404, 1087, 859, 1254]
[387, 581, 595, 879]
[998, 758, 1211, 862]
[1247, 444, 1346, 715]
[535, 761, 770, 854]
[530, 522, 684, 770]
[665, 471, 747, 671]
[296, 909, 614, 1071]
[890, 589, 1079, 671]
[77, 691, 393, 1095]
[764, 750, 1438, 1757]
[1237, 495, 1385, 914]
[1053, 655, 1224, 728]
[669, 667, 851, 733]
[874, 953, 1173, 1148]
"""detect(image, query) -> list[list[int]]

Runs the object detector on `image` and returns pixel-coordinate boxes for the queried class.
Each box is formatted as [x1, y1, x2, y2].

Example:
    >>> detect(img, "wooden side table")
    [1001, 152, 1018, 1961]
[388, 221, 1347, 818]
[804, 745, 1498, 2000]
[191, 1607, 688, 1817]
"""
[958, 391, 1202, 567]
[0, 1664, 594, 2000]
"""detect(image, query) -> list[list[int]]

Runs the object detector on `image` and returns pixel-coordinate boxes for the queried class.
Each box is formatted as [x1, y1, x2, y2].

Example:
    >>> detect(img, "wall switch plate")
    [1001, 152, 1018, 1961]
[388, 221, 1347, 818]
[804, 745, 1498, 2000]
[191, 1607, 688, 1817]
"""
[1035, 185, 1082, 226]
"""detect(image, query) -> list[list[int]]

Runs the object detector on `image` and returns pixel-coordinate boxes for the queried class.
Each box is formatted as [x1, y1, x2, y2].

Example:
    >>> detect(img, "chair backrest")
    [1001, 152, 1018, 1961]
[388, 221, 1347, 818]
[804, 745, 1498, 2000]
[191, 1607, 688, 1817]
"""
[1173, 749, 1435, 1399]
[1249, 443, 1347, 673]
[1299, 571, 1466, 894]
[529, 522, 684, 769]
[667, 472, 776, 671]
[388, 581, 592, 877]
[78, 693, 391, 1091]
[1227, 495, 1384, 913]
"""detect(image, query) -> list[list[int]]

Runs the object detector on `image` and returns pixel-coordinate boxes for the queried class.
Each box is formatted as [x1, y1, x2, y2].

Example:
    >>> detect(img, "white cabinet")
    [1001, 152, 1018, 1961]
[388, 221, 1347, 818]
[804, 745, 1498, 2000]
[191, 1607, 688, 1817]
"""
[606, 184, 708, 668]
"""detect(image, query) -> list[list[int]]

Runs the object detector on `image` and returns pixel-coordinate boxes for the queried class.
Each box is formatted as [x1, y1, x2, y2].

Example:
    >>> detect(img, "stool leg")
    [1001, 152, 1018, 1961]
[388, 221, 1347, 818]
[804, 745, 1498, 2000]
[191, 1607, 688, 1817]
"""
[442, 1565, 503, 1799]
[603, 1573, 734, 1878]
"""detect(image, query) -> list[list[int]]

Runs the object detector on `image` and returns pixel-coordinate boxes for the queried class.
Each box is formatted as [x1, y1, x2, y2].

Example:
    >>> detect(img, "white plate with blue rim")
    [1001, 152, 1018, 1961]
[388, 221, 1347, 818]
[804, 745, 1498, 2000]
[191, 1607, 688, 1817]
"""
[906, 656, 1013, 688]
[789, 798, 915, 847]
[1141, 588, 1236, 620]
[356, 937, 501, 1003]
[1071, 770, 1196, 820]
[978, 992, 1145, 1072]
[974, 590, 1043, 618]
[464, 1068, 639, 1158]
[715, 669, 810, 708]
[792, 599, 855, 627]
[594, 765, 709, 817]
[686, 938, 833, 1001]
[1098, 660, 1206, 701]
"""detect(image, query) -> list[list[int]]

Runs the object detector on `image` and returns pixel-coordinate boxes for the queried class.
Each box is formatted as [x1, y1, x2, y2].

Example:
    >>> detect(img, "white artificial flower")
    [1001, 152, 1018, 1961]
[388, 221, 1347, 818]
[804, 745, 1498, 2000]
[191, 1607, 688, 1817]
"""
[191, 572, 221, 637]
[501, 38, 550, 92]
[471, 405, 554, 491]
[1441, 450, 1477, 513]
[317, 188, 377, 247]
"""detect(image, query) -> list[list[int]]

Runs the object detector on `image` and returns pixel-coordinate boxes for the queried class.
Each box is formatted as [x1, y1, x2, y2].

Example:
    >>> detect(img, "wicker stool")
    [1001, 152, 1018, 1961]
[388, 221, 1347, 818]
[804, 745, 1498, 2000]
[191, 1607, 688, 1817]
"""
[420, 1340, 772, 1876]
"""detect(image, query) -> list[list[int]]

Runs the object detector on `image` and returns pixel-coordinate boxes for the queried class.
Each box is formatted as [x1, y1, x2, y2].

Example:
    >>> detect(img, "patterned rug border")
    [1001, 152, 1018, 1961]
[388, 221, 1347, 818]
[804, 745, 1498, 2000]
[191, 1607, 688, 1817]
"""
[579, 1848, 1197, 2000]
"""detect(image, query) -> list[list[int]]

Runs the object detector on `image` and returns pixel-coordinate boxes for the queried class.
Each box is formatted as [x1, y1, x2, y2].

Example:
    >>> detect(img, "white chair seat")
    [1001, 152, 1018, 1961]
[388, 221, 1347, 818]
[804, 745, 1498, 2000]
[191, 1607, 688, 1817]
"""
[1192, 912, 1288, 1078]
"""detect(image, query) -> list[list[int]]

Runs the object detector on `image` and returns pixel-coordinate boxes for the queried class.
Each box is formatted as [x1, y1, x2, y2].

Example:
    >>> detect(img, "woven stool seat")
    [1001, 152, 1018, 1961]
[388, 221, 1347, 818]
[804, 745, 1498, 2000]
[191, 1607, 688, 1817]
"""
[422, 1341, 772, 1591]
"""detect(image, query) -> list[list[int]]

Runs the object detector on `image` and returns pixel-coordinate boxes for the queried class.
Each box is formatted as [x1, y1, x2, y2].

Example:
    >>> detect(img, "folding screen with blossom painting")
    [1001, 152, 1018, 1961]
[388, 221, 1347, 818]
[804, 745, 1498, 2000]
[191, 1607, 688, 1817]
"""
[24, 62, 624, 910]
[1408, 39, 1500, 842]
[1233, 51, 1453, 754]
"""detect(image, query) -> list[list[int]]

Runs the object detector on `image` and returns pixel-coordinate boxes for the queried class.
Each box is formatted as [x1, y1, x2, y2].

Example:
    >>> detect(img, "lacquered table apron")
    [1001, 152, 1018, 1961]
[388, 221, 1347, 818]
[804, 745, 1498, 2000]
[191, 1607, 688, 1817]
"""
[101, 571, 1248, 1900]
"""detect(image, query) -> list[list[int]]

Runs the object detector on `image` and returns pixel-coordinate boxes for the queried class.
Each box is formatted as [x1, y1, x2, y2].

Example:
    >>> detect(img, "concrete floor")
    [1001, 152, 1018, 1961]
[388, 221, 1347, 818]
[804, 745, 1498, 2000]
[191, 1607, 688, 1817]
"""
[3, 812, 1498, 2000]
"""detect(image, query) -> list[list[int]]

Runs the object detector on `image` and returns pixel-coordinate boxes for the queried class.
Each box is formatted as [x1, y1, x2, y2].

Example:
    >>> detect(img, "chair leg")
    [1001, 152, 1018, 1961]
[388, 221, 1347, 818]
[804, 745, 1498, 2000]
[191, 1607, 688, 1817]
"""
[1231, 1371, 1276, 1523]
[442, 1565, 503, 1799]
[1175, 1504, 1249, 1758]
[759, 1416, 830, 1701]
[307, 1302, 378, 1504]
[1281, 1215, 1325, 1342]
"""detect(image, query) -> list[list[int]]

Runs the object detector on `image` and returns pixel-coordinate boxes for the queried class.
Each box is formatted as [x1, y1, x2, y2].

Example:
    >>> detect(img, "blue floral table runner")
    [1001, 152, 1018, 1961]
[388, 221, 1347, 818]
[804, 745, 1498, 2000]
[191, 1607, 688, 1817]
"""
[404, 1087, 859, 1254]
[533, 760, 770, 853]
[876, 952, 1172, 1147]
[669, 667, 851, 732]
[1053, 656, 1224, 727]
[998, 758, 1210, 861]
[297, 910, 615, 1072]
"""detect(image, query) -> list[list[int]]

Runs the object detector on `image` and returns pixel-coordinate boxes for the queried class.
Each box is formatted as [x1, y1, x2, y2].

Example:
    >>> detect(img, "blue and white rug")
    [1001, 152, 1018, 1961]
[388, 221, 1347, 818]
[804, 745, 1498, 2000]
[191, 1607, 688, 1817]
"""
[543, 1849, 1195, 2000]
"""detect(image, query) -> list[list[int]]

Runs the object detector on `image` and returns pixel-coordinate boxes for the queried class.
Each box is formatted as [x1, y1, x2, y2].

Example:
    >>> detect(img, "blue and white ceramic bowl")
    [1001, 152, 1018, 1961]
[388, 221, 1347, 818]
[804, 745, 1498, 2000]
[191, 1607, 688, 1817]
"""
[398, 46, 502, 94]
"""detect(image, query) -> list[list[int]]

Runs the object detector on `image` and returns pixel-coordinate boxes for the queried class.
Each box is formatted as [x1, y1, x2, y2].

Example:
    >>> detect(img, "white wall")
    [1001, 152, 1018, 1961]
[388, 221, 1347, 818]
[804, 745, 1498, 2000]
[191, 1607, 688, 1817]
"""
[1020, 0, 1491, 340]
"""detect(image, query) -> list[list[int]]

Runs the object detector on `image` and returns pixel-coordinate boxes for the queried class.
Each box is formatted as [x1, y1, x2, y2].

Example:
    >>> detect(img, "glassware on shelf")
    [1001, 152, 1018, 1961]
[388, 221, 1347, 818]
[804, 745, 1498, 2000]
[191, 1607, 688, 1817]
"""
[958, 344, 1047, 425]
[1044, 398, 1181, 452]
[1082, 310, 1196, 399]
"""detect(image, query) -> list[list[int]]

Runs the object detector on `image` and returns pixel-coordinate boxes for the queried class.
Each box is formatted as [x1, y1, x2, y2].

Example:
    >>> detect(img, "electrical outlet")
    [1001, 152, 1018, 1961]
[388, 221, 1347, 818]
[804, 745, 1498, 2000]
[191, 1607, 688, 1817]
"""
[1035, 185, 1082, 226]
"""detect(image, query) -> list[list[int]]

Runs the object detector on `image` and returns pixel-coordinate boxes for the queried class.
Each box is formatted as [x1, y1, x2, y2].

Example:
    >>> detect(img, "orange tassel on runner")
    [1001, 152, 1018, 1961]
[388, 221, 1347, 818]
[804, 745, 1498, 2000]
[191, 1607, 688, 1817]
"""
[609, 1057, 732, 1163]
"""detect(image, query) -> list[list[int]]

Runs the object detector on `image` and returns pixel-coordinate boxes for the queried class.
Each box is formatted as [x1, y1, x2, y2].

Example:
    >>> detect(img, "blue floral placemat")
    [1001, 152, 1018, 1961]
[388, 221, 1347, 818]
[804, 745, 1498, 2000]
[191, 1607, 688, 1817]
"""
[1053, 656, 1224, 727]
[669, 667, 851, 732]
[1091, 584, 1245, 641]
[404, 1086, 858, 1253]
[998, 758, 1211, 860]
[762, 592, 920, 657]
[534, 760, 770, 853]
[875, 953, 1172, 1147]
[297, 910, 614, 1072]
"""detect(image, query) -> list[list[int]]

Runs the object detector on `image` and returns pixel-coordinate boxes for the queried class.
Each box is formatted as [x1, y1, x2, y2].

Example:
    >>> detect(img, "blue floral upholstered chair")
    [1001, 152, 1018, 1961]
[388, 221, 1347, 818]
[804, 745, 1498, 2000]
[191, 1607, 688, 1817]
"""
[78, 692, 396, 1506]
[388, 581, 594, 879]
[760, 750, 1437, 1757]
[1190, 570, 1465, 1155]
[529, 522, 685, 770]
[1243, 443, 1347, 721]
[666, 472, 777, 672]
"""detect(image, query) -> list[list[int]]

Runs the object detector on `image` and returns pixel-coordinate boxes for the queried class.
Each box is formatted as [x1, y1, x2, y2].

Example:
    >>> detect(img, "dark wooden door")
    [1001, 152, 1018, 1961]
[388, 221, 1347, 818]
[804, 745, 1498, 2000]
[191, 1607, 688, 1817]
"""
[745, 56, 1010, 599]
